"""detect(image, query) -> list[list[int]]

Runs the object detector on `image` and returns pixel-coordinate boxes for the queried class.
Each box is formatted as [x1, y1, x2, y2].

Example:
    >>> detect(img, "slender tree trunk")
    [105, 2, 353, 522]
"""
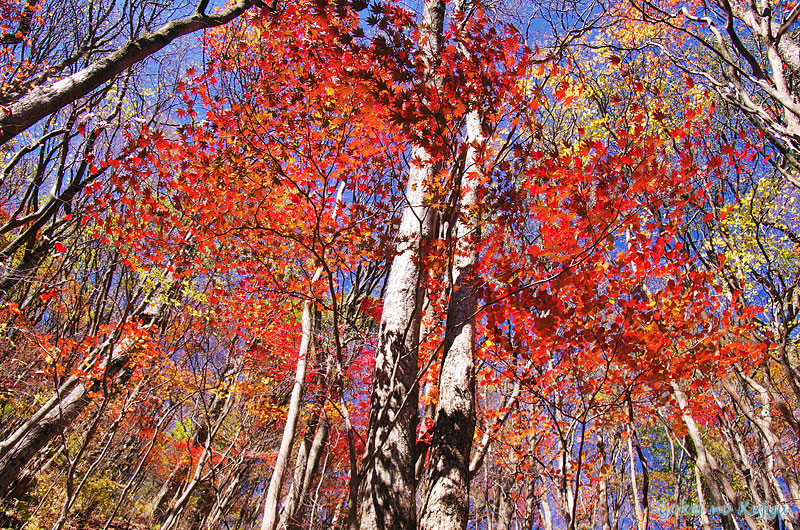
[282, 417, 329, 530]
[0, 250, 183, 498]
[261, 184, 343, 530]
[724, 375, 800, 511]
[414, 297, 438, 483]
[156, 363, 238, 528]
[279, 415, 318, 528]
[554, 418, 576, 530]
[187, 481, 216, 530]
[150, 461, 190, 522]
[597, 437, 612, 530]
[0, 333, 133, 496]
[356, 2, 443, 528]
[281, 309, 332, 530]
[159, 395, 238, 530]
[468, 378, 521, 479]
[539, 483, 554, 530]
[102, 409, 176, 530]
[52, 375, 143, 530]
[201, 458, 249, 530]
[694, 466, 713, 530]
[493, 475, 515, 530]
[672, 383, 759, 530]
[626, 433, 645, 530]
[419, 109, 483, 530]
[260, 283, 317, 530]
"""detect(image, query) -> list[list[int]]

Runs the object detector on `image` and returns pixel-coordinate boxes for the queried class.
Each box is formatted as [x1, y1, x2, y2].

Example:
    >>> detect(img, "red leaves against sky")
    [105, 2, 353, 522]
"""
[82, 0, 763, 467]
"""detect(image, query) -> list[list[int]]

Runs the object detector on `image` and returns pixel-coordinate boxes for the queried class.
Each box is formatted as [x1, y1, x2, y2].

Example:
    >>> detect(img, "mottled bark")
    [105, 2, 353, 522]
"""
[356, 1, 443, 528]
[418, 109, 483, 530]
[357, 153, 435, 530]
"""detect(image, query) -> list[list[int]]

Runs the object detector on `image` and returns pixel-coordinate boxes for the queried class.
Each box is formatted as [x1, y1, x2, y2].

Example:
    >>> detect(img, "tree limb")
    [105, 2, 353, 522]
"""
[0, 0, 257, 146]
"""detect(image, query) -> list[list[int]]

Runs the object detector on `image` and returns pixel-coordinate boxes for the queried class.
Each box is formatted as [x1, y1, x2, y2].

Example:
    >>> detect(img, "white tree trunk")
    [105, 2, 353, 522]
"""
[419, 108, 483, 530]
[260, 184, 344, 530]
[357, 1, 444, 528]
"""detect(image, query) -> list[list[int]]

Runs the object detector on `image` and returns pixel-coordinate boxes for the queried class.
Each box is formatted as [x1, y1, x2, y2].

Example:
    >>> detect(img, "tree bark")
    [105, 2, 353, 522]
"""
[260, 289, 318, 530]
[468, 378, 521, 479]
[201, 454, 254, 530]
[672, 383, 760, 530]
[356, 2, 443, 529]
[597, 438, 612, 530]
[0, 261, 179, 497]
[282, 416, 330, 530]
[159, 389, 237, 530]
[418, 108, 483, 530]
[493, 475, 515, 530]
[357, 151, 435, 530]
[261, 183, 344, 530]
[0, 333, 133, 496]
[694, 466, 713, 530]
[0, 0, 256, 146]
[153, 363, 238, 526]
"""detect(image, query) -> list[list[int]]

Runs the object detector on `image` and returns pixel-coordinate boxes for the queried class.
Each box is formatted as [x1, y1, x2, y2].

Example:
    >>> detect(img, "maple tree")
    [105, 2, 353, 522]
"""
[1, 0, 798, 528]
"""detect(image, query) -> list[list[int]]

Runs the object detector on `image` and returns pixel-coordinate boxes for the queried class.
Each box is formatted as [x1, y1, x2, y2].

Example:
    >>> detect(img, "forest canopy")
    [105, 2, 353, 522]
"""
[1, 0, 799, 529]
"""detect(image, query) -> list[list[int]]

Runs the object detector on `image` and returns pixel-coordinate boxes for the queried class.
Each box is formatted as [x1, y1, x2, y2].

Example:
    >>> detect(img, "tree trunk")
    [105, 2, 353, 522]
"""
[259, 294, 317, 530]
[261, 184, 343, 530]
[493, 475, 515, 530]
[356, 2, 443, 529]
[418, 108, 482, 530]
[468, 378, 521, 479]
[159, 389, 237, 530]
[0, 261, 180, 498]
[539, 484, 554, 530]
[597, 438, 612, 530]
[282, 416, 330, 530]
[694, 466, 713, 530]
[154, 368, 236, 525]
[626, 432, 647, 530]
[279, 413, 319, 528]
[201, 455, 254, 530]
[150, 461, 190, 522]
[357, 150, 435, 530]
[672, 383, 760, 530]
[0, 334, 132, 496]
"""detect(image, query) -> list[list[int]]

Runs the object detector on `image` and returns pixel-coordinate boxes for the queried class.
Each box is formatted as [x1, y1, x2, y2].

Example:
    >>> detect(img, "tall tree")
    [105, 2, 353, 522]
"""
[357, 1, 444, 528]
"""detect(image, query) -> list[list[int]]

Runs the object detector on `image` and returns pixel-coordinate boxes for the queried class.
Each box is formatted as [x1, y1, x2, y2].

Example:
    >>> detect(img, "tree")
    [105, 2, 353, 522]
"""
[624, 0, 800, 180]
[2, 0, 791, 528]
[0, 0, 261, 146]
